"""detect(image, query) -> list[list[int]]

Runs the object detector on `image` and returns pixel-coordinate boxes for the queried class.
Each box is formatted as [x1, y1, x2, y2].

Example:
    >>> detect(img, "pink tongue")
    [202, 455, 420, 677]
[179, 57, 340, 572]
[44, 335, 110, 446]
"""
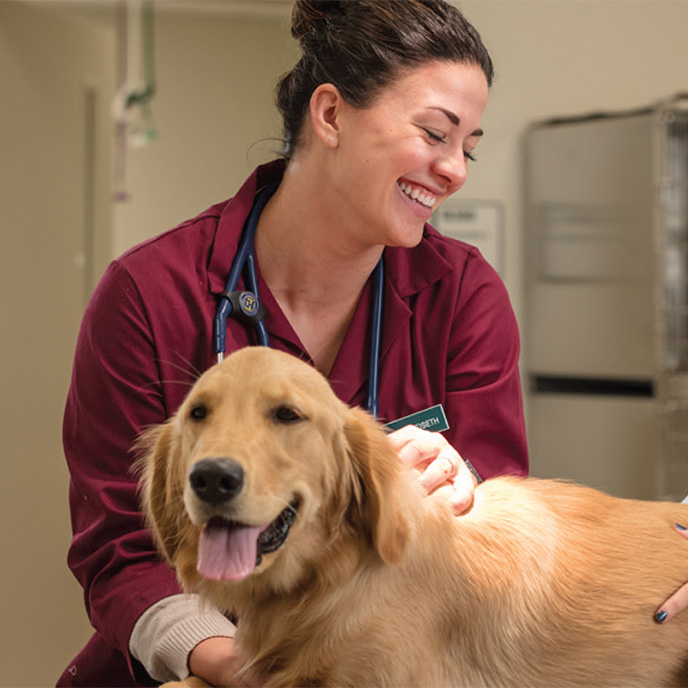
[197, 522, 263, 581]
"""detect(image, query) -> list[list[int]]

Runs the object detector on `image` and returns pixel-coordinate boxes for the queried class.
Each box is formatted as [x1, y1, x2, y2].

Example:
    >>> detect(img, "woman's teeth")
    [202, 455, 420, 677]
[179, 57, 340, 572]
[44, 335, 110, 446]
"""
[398, 181, 436, 209]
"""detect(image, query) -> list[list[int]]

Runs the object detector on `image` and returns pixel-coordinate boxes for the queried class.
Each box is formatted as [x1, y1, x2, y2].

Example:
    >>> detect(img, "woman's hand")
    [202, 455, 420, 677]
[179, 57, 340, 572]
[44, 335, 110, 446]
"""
[655, 524, 688, 624]
[387, 425, 477, 514]
[188, 636, 263, 687]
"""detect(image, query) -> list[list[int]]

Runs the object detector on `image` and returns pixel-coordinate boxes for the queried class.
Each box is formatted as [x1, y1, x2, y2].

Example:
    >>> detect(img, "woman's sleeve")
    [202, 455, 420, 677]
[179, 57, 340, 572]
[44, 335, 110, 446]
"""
[129, 594, 237, 682]
[444, 249, 529, 480]
[64, 260, 185, 678]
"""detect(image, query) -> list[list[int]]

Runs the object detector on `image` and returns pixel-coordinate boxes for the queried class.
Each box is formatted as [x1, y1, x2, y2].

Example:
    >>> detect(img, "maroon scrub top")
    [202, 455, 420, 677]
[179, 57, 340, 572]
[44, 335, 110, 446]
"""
[59, 160, 527, 686]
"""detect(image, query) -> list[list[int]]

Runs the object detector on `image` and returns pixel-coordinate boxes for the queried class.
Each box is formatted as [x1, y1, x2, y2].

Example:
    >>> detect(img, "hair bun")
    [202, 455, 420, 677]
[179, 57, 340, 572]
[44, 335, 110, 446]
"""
[291, 0, 345, 40]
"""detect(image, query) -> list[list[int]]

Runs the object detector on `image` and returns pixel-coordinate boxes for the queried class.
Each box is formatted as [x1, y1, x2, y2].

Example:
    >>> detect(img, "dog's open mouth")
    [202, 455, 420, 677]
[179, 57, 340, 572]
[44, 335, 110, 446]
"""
[197, 499, 300, 581]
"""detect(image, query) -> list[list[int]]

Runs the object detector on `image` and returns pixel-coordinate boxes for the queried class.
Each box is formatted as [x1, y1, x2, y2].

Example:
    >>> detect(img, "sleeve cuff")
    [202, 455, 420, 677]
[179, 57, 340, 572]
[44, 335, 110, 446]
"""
[129, 593, 236, 682]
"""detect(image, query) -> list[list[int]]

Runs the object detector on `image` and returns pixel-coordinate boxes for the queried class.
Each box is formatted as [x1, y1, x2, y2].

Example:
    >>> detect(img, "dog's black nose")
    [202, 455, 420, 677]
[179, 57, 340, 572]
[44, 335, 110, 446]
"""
[189, 458, 244, 505]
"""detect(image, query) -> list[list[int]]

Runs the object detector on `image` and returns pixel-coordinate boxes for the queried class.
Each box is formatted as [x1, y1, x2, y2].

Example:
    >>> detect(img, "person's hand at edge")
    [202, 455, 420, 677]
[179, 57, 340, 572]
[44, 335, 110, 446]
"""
[655, 524, 688, 624]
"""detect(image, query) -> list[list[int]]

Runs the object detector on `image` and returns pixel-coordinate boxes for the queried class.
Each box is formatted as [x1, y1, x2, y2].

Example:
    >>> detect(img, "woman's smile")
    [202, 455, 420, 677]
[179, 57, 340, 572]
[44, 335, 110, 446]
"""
[397, 179, 438, 211]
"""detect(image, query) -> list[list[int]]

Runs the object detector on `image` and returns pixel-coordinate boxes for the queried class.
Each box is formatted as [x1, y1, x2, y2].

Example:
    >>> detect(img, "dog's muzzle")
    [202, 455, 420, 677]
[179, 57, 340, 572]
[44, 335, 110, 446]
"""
[189, 458, 300, 581]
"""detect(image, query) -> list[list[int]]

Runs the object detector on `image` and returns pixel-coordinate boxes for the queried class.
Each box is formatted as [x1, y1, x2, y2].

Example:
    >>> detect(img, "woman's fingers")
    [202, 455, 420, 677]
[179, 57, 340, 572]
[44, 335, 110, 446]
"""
[417, 451, 458, 493]
[447, 459, 477, 514]
[387, 425, 476, 514]
[387, 424, 447, 467]
[655, 524, 688, 624]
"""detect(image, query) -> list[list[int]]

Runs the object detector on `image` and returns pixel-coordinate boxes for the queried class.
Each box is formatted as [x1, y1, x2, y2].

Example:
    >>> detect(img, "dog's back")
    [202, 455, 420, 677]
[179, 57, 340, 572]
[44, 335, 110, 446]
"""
[421, 476, 688, 687]
[239, 473, 688, 687]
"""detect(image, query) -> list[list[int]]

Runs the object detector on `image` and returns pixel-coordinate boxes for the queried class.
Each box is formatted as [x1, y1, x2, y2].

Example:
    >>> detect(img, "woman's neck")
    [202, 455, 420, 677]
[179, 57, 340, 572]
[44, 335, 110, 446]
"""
[254, 162, 382, 374]
[256, 166, 381, 303]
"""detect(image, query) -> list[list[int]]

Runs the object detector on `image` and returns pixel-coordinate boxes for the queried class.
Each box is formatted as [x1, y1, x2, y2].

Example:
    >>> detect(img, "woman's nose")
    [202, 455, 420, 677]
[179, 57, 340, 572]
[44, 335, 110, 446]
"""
[432, 151, 467, 191]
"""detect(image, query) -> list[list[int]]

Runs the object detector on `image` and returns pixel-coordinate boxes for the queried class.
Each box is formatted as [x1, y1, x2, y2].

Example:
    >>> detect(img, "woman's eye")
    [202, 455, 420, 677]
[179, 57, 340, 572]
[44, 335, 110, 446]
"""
[273, 406, 305, 424]
[418, 125, 446, 144]
[464, 151, 477, 162]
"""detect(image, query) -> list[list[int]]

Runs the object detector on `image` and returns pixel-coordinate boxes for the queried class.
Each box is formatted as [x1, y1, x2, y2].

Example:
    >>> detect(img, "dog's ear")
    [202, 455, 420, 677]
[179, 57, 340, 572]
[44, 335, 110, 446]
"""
[344, 407, 409, 565]
[137, 420, 185, 564]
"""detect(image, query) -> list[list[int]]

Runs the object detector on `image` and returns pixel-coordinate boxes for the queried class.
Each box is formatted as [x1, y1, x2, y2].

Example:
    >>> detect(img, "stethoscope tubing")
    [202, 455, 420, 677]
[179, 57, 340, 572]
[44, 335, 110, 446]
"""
[366, 258, 384, 419]
[214, 182, 278, 358]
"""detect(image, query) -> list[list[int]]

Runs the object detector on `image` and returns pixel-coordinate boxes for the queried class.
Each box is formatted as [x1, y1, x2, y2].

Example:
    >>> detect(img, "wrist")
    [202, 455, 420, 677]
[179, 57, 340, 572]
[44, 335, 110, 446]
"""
[189, 636, 242, 686]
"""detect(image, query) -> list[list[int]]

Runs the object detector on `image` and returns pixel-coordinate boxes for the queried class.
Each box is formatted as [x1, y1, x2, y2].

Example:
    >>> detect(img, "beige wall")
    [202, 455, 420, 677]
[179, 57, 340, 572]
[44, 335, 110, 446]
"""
[458, 0, 688, 321]
[0, 2, 114, 685]
[0, 3, 293, 685]
[459, 0, 688, 486]
[2, 0, 688, 685]
[113, 9, 296, 256]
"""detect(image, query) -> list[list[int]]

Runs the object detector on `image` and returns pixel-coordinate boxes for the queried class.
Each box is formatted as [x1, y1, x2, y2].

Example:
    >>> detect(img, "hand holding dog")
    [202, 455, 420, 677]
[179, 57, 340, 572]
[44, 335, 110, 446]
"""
[387, 425, 477, 514]
[389, 428, 688, 628]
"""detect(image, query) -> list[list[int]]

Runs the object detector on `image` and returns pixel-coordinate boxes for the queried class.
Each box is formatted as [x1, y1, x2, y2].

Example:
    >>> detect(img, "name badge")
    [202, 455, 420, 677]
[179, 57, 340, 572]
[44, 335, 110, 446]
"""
[385, 404, 449, 433]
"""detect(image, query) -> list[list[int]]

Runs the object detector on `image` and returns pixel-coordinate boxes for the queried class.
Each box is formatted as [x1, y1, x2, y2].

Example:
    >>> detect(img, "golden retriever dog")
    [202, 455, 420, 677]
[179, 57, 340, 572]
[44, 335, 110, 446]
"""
[141, 347, 688, 687]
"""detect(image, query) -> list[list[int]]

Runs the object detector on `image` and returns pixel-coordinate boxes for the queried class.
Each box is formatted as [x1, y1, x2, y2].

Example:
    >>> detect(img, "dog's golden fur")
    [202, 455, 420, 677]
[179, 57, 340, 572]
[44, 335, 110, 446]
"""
[141, 347, 688, 687]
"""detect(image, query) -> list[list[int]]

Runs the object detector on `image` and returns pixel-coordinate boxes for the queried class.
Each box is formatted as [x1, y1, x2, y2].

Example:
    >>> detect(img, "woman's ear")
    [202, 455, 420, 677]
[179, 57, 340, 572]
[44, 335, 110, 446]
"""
[309, 82, 344, 148]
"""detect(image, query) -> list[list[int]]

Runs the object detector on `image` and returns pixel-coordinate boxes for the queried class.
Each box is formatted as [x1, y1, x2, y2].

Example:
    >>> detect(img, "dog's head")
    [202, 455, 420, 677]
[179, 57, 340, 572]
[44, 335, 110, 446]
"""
[140, 347, 410, 601]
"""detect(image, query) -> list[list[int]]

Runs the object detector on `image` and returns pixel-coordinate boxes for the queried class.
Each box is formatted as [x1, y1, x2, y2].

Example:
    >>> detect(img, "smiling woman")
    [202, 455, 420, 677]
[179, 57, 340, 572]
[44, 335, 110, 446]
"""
[59, 1, 528, 686]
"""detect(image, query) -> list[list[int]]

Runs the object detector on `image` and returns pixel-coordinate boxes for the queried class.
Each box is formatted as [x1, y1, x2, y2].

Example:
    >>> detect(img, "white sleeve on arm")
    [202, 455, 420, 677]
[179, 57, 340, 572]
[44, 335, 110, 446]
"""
[129, 593, 237, 682]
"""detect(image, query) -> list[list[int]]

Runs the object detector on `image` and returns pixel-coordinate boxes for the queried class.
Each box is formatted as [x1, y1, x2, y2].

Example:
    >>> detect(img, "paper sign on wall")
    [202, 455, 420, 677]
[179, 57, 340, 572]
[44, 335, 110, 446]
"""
[433, 200, 504, 275]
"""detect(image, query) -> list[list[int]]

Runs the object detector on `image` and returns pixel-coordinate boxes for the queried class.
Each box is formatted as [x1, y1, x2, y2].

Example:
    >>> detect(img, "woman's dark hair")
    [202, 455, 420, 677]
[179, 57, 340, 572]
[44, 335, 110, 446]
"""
[275, 0, 494, 159]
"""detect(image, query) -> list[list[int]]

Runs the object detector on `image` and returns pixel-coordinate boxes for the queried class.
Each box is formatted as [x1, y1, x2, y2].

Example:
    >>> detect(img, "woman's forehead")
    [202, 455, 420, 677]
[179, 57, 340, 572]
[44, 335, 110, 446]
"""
[366, 62, 489, 127]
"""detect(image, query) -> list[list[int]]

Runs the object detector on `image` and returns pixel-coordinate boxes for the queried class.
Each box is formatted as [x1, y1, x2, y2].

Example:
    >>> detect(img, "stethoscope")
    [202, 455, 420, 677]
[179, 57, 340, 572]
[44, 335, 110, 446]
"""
[213, 180, 385, 418]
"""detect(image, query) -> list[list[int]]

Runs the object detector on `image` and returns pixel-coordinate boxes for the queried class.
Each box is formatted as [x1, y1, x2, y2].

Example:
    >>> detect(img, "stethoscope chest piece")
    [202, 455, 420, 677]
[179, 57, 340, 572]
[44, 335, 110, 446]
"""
[224, 290, 265, 326]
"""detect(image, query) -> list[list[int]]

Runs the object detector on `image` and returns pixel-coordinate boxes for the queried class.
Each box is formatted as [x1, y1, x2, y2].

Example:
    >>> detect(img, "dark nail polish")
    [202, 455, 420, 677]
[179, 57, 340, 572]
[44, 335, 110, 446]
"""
[656, 610, 668, 623]
[676, 523, 687, 531]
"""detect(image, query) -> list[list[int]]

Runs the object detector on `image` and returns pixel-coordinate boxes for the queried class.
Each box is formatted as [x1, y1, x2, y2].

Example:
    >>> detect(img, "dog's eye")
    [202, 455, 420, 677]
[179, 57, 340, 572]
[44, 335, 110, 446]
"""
[272, 406, 304, 424]
[189, 404, 208, 422]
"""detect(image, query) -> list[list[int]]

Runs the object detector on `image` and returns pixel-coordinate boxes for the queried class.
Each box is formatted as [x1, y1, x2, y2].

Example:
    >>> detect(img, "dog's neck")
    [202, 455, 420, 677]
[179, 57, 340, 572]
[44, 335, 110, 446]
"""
[231, 490, 465, 686]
